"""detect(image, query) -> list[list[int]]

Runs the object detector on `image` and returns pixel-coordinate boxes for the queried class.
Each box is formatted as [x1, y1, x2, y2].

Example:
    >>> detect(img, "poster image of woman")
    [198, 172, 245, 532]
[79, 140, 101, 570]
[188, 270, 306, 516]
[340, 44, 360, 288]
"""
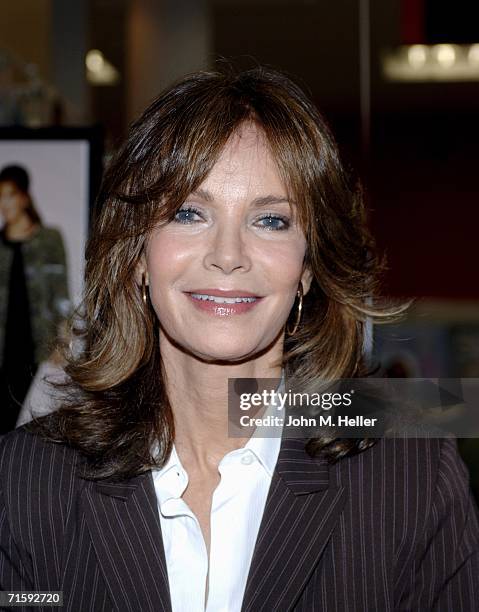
[0, 164, 70, 433]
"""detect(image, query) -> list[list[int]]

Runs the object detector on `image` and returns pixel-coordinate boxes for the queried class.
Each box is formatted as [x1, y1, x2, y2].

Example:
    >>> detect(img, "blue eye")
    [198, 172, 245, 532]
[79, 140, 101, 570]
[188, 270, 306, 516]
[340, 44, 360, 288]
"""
[255, 214, 289, 231]
[173, 207, 203, 224]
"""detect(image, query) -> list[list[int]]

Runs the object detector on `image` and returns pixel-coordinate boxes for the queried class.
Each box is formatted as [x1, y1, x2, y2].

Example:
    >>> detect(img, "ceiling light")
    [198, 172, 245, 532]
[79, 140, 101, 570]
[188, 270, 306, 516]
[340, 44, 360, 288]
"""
[434, 44, 456, 68]
[86, 50, 104, 73]
[408, 45, 427, 69]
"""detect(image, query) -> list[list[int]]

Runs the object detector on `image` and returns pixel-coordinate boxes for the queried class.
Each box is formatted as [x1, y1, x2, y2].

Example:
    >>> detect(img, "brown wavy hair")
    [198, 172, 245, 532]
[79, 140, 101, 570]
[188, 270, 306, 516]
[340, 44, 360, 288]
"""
[30, 66, 406, 478]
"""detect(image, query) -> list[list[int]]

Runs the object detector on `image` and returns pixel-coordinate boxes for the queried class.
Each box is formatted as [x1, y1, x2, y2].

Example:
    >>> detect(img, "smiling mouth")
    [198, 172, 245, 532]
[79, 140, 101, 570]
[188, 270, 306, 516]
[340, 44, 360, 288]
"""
[185, 291, 262, 316]
[190, 293, 258, 304]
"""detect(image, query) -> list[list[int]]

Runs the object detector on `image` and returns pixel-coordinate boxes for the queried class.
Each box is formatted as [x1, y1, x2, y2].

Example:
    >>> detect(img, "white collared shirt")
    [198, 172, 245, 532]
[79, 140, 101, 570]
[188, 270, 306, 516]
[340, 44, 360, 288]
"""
[152, 381, 284, 612]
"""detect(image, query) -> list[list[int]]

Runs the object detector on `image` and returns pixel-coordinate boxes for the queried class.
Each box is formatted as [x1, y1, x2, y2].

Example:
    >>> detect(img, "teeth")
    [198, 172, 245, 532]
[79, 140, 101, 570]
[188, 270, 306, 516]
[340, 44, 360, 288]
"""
[191, 293, 257, 304]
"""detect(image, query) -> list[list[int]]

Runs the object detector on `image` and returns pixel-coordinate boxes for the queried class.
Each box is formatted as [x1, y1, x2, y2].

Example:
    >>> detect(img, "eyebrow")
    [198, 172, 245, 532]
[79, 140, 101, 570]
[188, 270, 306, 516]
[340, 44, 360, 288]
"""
[190, 189, 291, 207]
[191, 188, 214, 202]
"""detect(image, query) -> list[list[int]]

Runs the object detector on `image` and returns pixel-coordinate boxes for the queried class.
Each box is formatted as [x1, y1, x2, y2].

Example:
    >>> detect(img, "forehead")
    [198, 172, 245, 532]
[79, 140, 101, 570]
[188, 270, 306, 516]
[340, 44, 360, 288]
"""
[0, 181, 19, 194]
[200, 122, 287, 198]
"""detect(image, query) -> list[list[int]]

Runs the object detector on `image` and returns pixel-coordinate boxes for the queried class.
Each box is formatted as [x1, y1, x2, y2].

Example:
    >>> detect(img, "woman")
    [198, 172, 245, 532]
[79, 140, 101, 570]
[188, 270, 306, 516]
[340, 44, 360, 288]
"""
[0, 165, 70, 433]
[0, 67, 478, 611]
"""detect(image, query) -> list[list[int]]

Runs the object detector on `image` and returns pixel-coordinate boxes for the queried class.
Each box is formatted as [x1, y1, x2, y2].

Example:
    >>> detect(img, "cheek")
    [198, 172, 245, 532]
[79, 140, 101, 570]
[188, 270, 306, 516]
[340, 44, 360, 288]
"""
[256, 241, 306, 288]
[6, 198, 25, 215]
[145, 233, 196, 311]
[147, 233, 189, 278]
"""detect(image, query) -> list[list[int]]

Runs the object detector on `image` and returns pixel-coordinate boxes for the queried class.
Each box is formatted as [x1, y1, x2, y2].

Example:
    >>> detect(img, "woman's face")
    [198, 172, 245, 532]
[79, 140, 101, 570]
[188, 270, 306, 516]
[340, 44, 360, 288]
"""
[0, 181, 29, 225]
[142, 122, 312, 362]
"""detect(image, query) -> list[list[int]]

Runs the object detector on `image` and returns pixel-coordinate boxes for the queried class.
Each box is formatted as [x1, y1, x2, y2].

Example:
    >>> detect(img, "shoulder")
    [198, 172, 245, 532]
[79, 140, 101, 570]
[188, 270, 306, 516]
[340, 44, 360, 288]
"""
[334, 436, 472, 504]
[333, 436, 479, 554]
[0, 420, 81, 476]
[0, 424, 98, 586]
[0, 424, 85, 525]
[332, 436, 476, 527]
[336, 436, 462, 483]
[24, 227, 67, 268]
[29, 226, 65, 249]
[25, 225, 64, 252]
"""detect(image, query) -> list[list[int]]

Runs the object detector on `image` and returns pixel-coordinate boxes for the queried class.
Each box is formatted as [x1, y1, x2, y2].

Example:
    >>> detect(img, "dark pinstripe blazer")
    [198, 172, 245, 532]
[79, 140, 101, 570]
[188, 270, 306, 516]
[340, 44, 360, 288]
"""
[0, 427, 478, 611]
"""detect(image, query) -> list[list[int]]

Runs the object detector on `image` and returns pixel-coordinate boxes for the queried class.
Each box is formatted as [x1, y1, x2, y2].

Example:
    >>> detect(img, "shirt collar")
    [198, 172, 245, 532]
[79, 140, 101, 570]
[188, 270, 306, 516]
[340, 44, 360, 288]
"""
[151, 443, 188, 505]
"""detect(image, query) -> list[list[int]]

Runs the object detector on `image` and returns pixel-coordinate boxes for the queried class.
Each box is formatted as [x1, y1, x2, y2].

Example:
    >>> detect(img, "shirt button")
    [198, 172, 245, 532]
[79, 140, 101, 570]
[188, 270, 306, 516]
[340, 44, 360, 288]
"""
[241, 453, 255, 465]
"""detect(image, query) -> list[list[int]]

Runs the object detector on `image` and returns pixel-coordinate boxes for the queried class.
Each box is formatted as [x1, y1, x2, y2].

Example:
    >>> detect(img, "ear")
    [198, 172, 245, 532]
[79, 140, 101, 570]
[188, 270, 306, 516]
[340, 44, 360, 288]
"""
[134, 254, 148, 286]
[301, 266, 313, 296]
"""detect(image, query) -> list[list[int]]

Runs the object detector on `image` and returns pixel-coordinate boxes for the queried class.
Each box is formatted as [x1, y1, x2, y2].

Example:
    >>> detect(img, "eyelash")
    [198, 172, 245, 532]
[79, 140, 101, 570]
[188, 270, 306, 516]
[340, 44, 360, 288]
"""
[173, 206, 203, 224]
[255, 213, 290, 231]
[173, 207, 290, 231]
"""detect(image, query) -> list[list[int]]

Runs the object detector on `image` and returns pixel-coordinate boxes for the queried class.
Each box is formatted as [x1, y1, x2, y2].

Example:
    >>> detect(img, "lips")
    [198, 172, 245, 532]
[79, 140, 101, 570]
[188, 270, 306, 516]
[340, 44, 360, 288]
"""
[185, 289, 263, 316]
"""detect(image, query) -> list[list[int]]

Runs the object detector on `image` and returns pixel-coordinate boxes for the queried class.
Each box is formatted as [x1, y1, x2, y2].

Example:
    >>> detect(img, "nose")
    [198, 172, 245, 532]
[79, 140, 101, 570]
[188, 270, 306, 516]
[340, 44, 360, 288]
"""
[203, 223, 252, 274]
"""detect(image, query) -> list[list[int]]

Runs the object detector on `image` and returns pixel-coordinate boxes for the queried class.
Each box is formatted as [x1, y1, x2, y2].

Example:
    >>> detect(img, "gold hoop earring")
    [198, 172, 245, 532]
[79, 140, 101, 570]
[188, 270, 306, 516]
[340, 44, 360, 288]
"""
[141, 272, 148, 305]
[287, 281, 303, 336]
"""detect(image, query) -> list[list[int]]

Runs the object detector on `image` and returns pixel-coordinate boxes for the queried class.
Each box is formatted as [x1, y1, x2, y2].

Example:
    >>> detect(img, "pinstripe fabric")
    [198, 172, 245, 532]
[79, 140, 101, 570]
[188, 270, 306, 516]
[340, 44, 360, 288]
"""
[0, 428, 478, 611]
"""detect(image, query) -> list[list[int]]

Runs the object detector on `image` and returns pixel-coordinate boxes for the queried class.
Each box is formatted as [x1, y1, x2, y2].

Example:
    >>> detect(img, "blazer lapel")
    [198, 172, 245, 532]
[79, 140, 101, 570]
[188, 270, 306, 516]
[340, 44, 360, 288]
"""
[241, 437, 346, 612]
[82, 471, 172, 612]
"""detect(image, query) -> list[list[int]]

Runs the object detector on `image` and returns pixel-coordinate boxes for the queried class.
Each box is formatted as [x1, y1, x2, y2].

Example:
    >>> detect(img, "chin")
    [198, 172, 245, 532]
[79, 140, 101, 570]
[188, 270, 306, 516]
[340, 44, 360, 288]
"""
[185, 332, 282, 364]
[189, 344, 260, 363]
[160, 324, 284, 363]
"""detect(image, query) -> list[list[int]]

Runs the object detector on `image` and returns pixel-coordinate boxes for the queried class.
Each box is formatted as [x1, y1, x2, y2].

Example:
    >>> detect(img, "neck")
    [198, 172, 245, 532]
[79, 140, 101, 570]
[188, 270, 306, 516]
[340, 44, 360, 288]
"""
[5, 215, 38, 241]
[160, 332, 283, 473]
